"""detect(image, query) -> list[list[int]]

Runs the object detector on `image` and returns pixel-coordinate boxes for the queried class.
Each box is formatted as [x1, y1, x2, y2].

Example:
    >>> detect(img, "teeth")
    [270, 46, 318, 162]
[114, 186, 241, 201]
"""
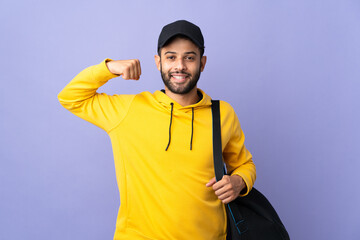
[172, 76, 186, 80]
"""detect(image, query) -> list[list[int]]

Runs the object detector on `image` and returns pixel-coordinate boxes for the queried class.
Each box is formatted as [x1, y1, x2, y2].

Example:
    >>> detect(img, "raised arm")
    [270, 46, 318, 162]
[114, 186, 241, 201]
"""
[58, 59, 141, 132]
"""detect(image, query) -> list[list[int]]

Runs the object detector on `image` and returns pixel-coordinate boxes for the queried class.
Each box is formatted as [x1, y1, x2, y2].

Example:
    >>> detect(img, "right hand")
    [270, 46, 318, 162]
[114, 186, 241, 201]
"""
[106, 59, 141, 80]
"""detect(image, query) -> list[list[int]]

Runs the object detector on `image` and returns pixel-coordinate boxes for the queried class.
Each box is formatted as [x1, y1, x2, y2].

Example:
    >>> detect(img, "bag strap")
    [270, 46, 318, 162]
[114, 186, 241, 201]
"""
[211, 100, 225, 181]
[211, 100, 248, 235]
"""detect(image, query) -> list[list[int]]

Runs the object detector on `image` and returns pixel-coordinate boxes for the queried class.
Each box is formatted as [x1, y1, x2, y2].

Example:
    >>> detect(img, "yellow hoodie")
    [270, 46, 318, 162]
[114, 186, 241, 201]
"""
[58, 59, 256, 240]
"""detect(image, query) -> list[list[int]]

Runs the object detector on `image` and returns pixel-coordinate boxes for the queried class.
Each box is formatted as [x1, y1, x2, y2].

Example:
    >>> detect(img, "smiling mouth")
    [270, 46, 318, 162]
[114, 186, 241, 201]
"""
[170, 73, 190, 83]
[172, 75, 186, 79]
[171, 76, 187, 84]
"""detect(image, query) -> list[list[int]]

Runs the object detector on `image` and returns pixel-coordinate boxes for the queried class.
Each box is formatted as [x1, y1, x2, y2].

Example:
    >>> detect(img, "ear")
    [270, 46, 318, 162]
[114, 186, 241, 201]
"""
[200, 55, 207, 72]
[154, 55, 161, 71]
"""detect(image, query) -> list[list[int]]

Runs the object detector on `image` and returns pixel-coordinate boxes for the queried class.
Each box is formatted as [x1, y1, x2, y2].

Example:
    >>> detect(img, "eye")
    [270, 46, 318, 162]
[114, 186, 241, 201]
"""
[167, 56, 175, 60]
[185, 56, 195, 61]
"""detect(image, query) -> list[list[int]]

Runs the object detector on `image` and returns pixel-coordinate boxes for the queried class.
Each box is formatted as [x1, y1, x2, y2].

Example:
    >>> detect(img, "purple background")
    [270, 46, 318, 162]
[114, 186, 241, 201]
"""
[1, 0, 359, 239]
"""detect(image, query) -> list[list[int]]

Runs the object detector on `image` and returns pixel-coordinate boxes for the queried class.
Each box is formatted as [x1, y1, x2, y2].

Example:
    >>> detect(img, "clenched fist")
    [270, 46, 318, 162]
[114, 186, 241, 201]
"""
[106, 59, 141, 80]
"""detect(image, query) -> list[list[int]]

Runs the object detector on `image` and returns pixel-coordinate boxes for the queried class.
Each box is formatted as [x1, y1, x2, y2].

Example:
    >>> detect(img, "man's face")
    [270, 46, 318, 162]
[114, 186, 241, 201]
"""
[155, 37, 207, 94]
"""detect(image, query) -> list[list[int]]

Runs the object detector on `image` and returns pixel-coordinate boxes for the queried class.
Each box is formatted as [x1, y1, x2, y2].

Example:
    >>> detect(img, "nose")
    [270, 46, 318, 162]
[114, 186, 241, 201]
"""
[174, 58, 186, 71]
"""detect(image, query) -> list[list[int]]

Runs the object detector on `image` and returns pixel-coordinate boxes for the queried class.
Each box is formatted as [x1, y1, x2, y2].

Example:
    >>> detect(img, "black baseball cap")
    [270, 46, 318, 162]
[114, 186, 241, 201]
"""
[157, 20, 205, 53]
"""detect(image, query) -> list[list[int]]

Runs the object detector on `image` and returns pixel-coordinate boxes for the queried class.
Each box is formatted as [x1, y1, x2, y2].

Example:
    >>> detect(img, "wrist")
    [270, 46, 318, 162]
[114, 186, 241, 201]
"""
[105, 59, 120, 75]
[231, 174, 247, 195]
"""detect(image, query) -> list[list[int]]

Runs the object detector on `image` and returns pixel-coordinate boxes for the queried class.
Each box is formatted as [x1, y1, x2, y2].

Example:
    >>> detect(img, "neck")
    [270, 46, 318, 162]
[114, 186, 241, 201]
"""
[164, 87, 200, 106]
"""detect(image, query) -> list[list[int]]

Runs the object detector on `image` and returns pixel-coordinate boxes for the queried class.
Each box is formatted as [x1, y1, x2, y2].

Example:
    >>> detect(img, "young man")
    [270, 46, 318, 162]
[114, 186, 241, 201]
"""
[58, 20, 256, 240]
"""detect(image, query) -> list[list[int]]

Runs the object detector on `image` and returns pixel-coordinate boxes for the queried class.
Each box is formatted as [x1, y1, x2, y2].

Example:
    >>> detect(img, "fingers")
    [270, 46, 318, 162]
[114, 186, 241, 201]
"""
[210, 175, 240, 204]
[221, 196, 235, 204]
[136, 59, 141, 79]
[206, 177, 216, 187]
[214, 183, 232, 196]
[122, 66, 131, 80]
[130, 59, 141, 80]
[212, 175, 230, 191]
[214, 182, 236, 202]
[218, 190, 234, 203]
[127, 63, 135, 80]
[216, 188, 236, 204]
[131, 59, 140, 80]
[123, 59, 141, 80]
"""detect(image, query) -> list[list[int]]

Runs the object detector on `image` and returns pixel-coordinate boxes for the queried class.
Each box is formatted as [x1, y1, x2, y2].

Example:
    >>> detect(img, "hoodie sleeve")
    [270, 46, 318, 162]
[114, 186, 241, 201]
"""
[58, 59, 135, 132]
[221, 102, 256, 196]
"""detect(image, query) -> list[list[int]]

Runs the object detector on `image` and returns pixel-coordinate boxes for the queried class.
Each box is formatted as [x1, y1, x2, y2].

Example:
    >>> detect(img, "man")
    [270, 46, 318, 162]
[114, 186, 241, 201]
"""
[58, 20, 256, 240]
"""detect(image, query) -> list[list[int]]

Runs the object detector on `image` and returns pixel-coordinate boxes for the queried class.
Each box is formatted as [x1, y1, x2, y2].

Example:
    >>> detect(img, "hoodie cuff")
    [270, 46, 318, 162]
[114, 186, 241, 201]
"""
[231, 172, 252, 197]
[91, 59, 121, 82]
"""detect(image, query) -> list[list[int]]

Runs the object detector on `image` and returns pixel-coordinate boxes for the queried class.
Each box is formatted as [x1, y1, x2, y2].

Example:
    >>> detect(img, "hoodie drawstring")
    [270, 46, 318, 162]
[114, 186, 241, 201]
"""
[190, 107, 194, 150]
[165, 103, 174, 151]
[165, 104, 195, 151]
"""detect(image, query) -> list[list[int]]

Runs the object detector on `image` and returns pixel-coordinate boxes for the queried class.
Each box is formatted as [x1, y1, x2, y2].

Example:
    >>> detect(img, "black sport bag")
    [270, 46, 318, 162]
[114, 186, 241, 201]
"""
[211, 100, 290, 240]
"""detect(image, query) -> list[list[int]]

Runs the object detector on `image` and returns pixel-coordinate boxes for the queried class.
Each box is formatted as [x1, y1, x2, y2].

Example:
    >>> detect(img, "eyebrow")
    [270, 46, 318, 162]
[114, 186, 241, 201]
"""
[164, 51, 176, 55]
[184, 51, 197, 55]
[164, 51, 197, 55]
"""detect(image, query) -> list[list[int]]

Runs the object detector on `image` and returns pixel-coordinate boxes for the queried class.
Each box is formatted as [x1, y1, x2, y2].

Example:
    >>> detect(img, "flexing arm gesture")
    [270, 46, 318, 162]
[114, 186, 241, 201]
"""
[58, 58, 142, 131]
[106, 59, 142, 80]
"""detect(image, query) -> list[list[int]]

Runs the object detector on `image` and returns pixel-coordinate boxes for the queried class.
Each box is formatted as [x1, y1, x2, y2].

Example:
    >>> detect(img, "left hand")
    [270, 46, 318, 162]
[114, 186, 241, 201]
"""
[206, 175, 246, 204]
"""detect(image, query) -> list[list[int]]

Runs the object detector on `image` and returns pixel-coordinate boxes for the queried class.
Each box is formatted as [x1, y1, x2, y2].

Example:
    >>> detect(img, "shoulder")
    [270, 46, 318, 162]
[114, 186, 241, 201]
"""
[218, 100, 236, 117]
[217, 100, 241, 128]
[219, 100, 235, 111]
[210, 98, 236, 116]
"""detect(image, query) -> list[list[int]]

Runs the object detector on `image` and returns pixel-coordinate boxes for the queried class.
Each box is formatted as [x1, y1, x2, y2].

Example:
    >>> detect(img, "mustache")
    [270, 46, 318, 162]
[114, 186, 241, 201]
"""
[168, 71, 191, 76]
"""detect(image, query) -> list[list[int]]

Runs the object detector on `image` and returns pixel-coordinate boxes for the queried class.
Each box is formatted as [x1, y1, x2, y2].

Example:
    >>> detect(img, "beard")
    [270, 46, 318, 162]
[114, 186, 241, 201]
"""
[160, 64, 201, 94]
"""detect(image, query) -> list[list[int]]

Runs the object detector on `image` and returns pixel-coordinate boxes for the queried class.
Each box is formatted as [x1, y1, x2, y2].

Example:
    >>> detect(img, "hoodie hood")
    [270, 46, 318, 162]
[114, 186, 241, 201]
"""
[153, 88, 212, 111]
